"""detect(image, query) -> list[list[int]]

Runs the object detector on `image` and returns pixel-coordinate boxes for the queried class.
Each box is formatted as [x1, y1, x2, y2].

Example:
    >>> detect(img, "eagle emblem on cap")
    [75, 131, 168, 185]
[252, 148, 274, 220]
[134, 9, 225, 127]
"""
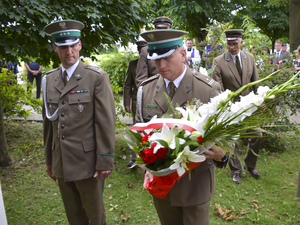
[147, 33, 155, 41]
[59, 22, 67, 30]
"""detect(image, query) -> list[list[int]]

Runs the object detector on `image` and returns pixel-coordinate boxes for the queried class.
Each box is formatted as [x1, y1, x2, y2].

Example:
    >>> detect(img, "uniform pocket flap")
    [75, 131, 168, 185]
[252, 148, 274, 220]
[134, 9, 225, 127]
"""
[82, 138, 95, 152]
[47, 92, 60, 103]
[69, 92, 91, 104]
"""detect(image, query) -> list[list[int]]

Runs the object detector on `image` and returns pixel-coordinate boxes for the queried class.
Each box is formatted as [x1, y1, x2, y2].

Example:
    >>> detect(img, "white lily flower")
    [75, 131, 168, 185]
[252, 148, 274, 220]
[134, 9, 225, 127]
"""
[169, 146, 206, 176]
[199, 67, 208, 76]
[149, 123, 186, 153]
[175, 106, 200, 122]
[257, 86, 270, 97]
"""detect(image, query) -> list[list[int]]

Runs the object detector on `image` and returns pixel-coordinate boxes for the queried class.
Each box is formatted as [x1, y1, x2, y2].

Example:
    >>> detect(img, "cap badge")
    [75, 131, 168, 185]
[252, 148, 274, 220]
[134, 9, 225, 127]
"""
[147, 33, 155, 41]
[59, 22, 67, 30]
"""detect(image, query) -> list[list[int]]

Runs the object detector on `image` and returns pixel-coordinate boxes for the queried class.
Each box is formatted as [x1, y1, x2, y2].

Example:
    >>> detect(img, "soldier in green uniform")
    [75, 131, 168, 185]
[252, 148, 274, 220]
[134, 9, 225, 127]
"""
[211, 29, 262, 183]
[123, 38, 147, 168]
[137, 29, 228, 225]
[43, 20, 115, 225]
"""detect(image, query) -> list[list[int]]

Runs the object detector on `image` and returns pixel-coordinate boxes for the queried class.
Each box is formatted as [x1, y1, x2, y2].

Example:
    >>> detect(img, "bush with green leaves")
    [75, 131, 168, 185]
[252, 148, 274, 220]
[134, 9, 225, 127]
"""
[0, 68, 42, 118]
[98, 51, 138, 88]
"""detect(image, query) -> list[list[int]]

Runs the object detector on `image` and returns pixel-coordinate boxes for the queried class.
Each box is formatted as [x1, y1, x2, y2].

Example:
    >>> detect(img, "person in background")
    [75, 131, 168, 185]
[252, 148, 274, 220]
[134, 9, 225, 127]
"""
[293, 46, 300, 76]
[123, 38, 147, 169]
[211, 29, 262, 183]
[185, 38, 201, 71]
[271, 41, 290, 65]
[25, 59, 43, 99]
[43, 19, 115, 225]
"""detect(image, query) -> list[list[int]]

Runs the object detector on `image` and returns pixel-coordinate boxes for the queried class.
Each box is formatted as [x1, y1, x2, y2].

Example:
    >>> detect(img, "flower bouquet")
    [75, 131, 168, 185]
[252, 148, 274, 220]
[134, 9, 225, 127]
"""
[123, 70, 300, 198]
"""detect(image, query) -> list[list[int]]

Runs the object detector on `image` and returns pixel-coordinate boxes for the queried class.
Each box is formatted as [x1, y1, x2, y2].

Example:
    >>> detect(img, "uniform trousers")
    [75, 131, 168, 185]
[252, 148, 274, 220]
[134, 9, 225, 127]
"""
[57, 177, 106, 225]
[27, 73, 42, 99]
[153, 194, 210, 225]
[229, 129, 262, 174]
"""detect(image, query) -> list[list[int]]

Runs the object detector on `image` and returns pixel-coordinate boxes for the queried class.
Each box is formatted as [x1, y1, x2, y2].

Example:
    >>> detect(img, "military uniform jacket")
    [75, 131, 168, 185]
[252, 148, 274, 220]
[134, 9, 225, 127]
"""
[43, 62, 116, 182]
[135, 46, 159, 88]
[123, 59, 138, 112]
[136, 68, 222, 207]
[211, 50, 259, 101]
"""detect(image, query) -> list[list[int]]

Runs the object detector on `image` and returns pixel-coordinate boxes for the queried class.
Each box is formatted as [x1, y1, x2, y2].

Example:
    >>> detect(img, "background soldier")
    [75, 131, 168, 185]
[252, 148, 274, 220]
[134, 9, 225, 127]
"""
[211, 29, 262, 183]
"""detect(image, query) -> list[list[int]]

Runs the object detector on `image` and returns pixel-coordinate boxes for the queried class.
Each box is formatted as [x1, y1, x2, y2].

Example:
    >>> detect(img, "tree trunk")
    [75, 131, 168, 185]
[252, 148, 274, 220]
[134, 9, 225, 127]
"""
[290, 0, 300, 51]
[0, 95, 11, 168]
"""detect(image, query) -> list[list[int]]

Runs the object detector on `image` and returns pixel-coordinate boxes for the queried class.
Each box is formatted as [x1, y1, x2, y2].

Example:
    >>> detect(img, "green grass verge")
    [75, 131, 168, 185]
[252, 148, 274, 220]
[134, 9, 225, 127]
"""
[1, 121, 300, 224]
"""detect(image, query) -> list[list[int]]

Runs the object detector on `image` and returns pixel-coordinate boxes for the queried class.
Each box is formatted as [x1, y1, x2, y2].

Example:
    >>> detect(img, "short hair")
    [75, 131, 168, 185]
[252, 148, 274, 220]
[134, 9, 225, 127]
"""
[186, 39, 193, 42]
[275, 41, 282, 45]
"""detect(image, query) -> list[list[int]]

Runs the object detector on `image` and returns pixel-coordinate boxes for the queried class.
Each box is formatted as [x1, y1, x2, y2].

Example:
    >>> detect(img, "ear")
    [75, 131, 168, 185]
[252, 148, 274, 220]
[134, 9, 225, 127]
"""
[53, 44, 57, 53]
[78, 41, 82, 50]
[181, 48, 186, 62]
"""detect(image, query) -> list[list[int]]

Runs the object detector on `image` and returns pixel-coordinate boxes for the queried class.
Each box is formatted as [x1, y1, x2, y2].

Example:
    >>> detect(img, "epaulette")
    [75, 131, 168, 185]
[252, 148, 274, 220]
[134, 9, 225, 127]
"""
[45, 67, 60, 75]
[193, 72, 215, 87]
[140, 74, 160, 86]
[85, 65, 103, 73]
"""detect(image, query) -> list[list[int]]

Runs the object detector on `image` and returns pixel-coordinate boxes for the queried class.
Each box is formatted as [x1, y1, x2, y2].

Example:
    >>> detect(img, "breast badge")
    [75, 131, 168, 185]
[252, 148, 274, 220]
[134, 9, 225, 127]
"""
[77, 104, 84, 113]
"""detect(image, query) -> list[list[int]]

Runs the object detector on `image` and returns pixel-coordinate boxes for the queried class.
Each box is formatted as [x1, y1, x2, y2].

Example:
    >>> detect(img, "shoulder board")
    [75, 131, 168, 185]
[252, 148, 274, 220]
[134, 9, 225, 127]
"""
[140, 74, 160, 86]
[45, 67, 60, 75]
[193, 73, 215, 87]
[85, 65, 103, 73]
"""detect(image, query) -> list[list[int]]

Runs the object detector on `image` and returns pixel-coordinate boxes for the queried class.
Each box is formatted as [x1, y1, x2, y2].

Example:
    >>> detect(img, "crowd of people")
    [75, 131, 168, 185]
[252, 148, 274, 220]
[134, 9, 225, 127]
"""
[1, 16, 299, 225]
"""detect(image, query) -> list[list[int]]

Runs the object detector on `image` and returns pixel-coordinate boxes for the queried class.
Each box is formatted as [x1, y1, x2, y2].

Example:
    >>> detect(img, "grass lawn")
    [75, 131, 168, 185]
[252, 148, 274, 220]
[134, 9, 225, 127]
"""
[1, 121, 300, 224]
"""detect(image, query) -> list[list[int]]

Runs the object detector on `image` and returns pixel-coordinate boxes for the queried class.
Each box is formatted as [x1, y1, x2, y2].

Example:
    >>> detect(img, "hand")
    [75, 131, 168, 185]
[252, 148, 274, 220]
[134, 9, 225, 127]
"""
[202, 145, 226, 161]
[143, 171, 153, 189]
[125, 106, 131, 113]
[94, 170, 112, 180]
[46, 164, 57, 181]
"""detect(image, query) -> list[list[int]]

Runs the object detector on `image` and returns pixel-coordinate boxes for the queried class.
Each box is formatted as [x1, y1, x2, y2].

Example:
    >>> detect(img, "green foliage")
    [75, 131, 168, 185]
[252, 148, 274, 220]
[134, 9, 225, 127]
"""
[157, 0, 243, 41]
[237, 0, 289, 48]
[0, 0, 154, 66]
[99, 52, 138, 88]
[0, 69, 42, 118]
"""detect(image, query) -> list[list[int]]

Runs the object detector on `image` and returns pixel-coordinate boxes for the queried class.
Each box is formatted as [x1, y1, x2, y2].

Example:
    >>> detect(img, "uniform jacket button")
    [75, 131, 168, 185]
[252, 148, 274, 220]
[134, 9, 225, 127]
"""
[61, 124, 65, 129]
[62, 100, 66, 105]
[61, 113, 65, 117]
[61, 136, 65, 140]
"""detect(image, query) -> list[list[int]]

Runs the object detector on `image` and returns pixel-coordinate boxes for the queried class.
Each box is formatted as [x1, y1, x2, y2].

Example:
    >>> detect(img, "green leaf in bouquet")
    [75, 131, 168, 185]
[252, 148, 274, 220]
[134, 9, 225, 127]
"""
[206, 65, 216, 76]
[156, 139, 169, 149]
[163, 92, 176, 115]
[125, 129, 142, 144]
[174, 137, 181, 156]
[121, 136, 141, 154]
[136, 158, 144, 164]
[183, 140, 201, 150]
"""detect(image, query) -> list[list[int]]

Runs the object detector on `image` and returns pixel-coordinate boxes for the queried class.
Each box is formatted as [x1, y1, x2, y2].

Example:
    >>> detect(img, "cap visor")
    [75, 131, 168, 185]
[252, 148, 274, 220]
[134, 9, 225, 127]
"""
[147, 49, 176, 60]
[54, 38, 80, 47]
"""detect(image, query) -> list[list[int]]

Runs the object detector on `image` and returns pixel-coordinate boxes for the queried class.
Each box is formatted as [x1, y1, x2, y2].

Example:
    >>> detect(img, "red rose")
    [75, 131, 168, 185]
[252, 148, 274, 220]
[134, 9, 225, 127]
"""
[156, 147, 168, 159]
[142, 133, 153, 143]
[139, 148, 157, 164]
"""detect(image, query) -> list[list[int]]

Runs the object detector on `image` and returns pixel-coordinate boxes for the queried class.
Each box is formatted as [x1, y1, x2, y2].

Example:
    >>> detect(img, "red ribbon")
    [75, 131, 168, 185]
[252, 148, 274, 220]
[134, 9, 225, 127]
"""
[145, 161, 205, 199]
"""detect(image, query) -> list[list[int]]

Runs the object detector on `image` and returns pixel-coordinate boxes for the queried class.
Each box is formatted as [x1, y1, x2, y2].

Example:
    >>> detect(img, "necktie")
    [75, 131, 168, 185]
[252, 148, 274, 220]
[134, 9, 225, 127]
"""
[168, 82, 175, 99]
[236, 55, 242, 76]
[63, 70, 68, 86]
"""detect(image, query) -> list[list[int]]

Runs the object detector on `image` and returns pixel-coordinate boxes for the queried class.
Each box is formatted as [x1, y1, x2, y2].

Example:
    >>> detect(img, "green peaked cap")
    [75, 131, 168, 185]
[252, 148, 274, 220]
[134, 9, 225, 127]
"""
[140, 29, 188, 60]
[44, 20, 84, 46]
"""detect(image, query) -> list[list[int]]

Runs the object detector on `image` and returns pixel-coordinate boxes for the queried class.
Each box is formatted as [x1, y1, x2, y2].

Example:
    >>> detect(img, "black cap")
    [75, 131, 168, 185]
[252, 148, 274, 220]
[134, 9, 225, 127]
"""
[153, 16, 173, 28]
[282, 43, 287, 46]
[224, 29, 244, 40]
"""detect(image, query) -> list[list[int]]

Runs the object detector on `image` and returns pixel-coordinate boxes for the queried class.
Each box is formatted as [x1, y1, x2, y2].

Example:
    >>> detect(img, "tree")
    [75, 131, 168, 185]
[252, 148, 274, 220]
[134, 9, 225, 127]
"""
[0, 94, 11, 168]
[238, 0, 289, 51]
[156, 0, 247, 42]
[0, 0, 153, 66]
[290, 0, 300, 51]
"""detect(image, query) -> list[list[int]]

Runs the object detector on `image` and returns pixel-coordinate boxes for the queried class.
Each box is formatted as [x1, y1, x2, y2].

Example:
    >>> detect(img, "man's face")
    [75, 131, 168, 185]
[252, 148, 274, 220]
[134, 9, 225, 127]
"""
[186, 40, 193, 49]
[275, 42, 282, 51]
[154, 23, 171, 30]
[282, 45, 287, 52]
[154, 47, 186, 81]
[226, 39, 243, 55]
[53, 41, 82, 69]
